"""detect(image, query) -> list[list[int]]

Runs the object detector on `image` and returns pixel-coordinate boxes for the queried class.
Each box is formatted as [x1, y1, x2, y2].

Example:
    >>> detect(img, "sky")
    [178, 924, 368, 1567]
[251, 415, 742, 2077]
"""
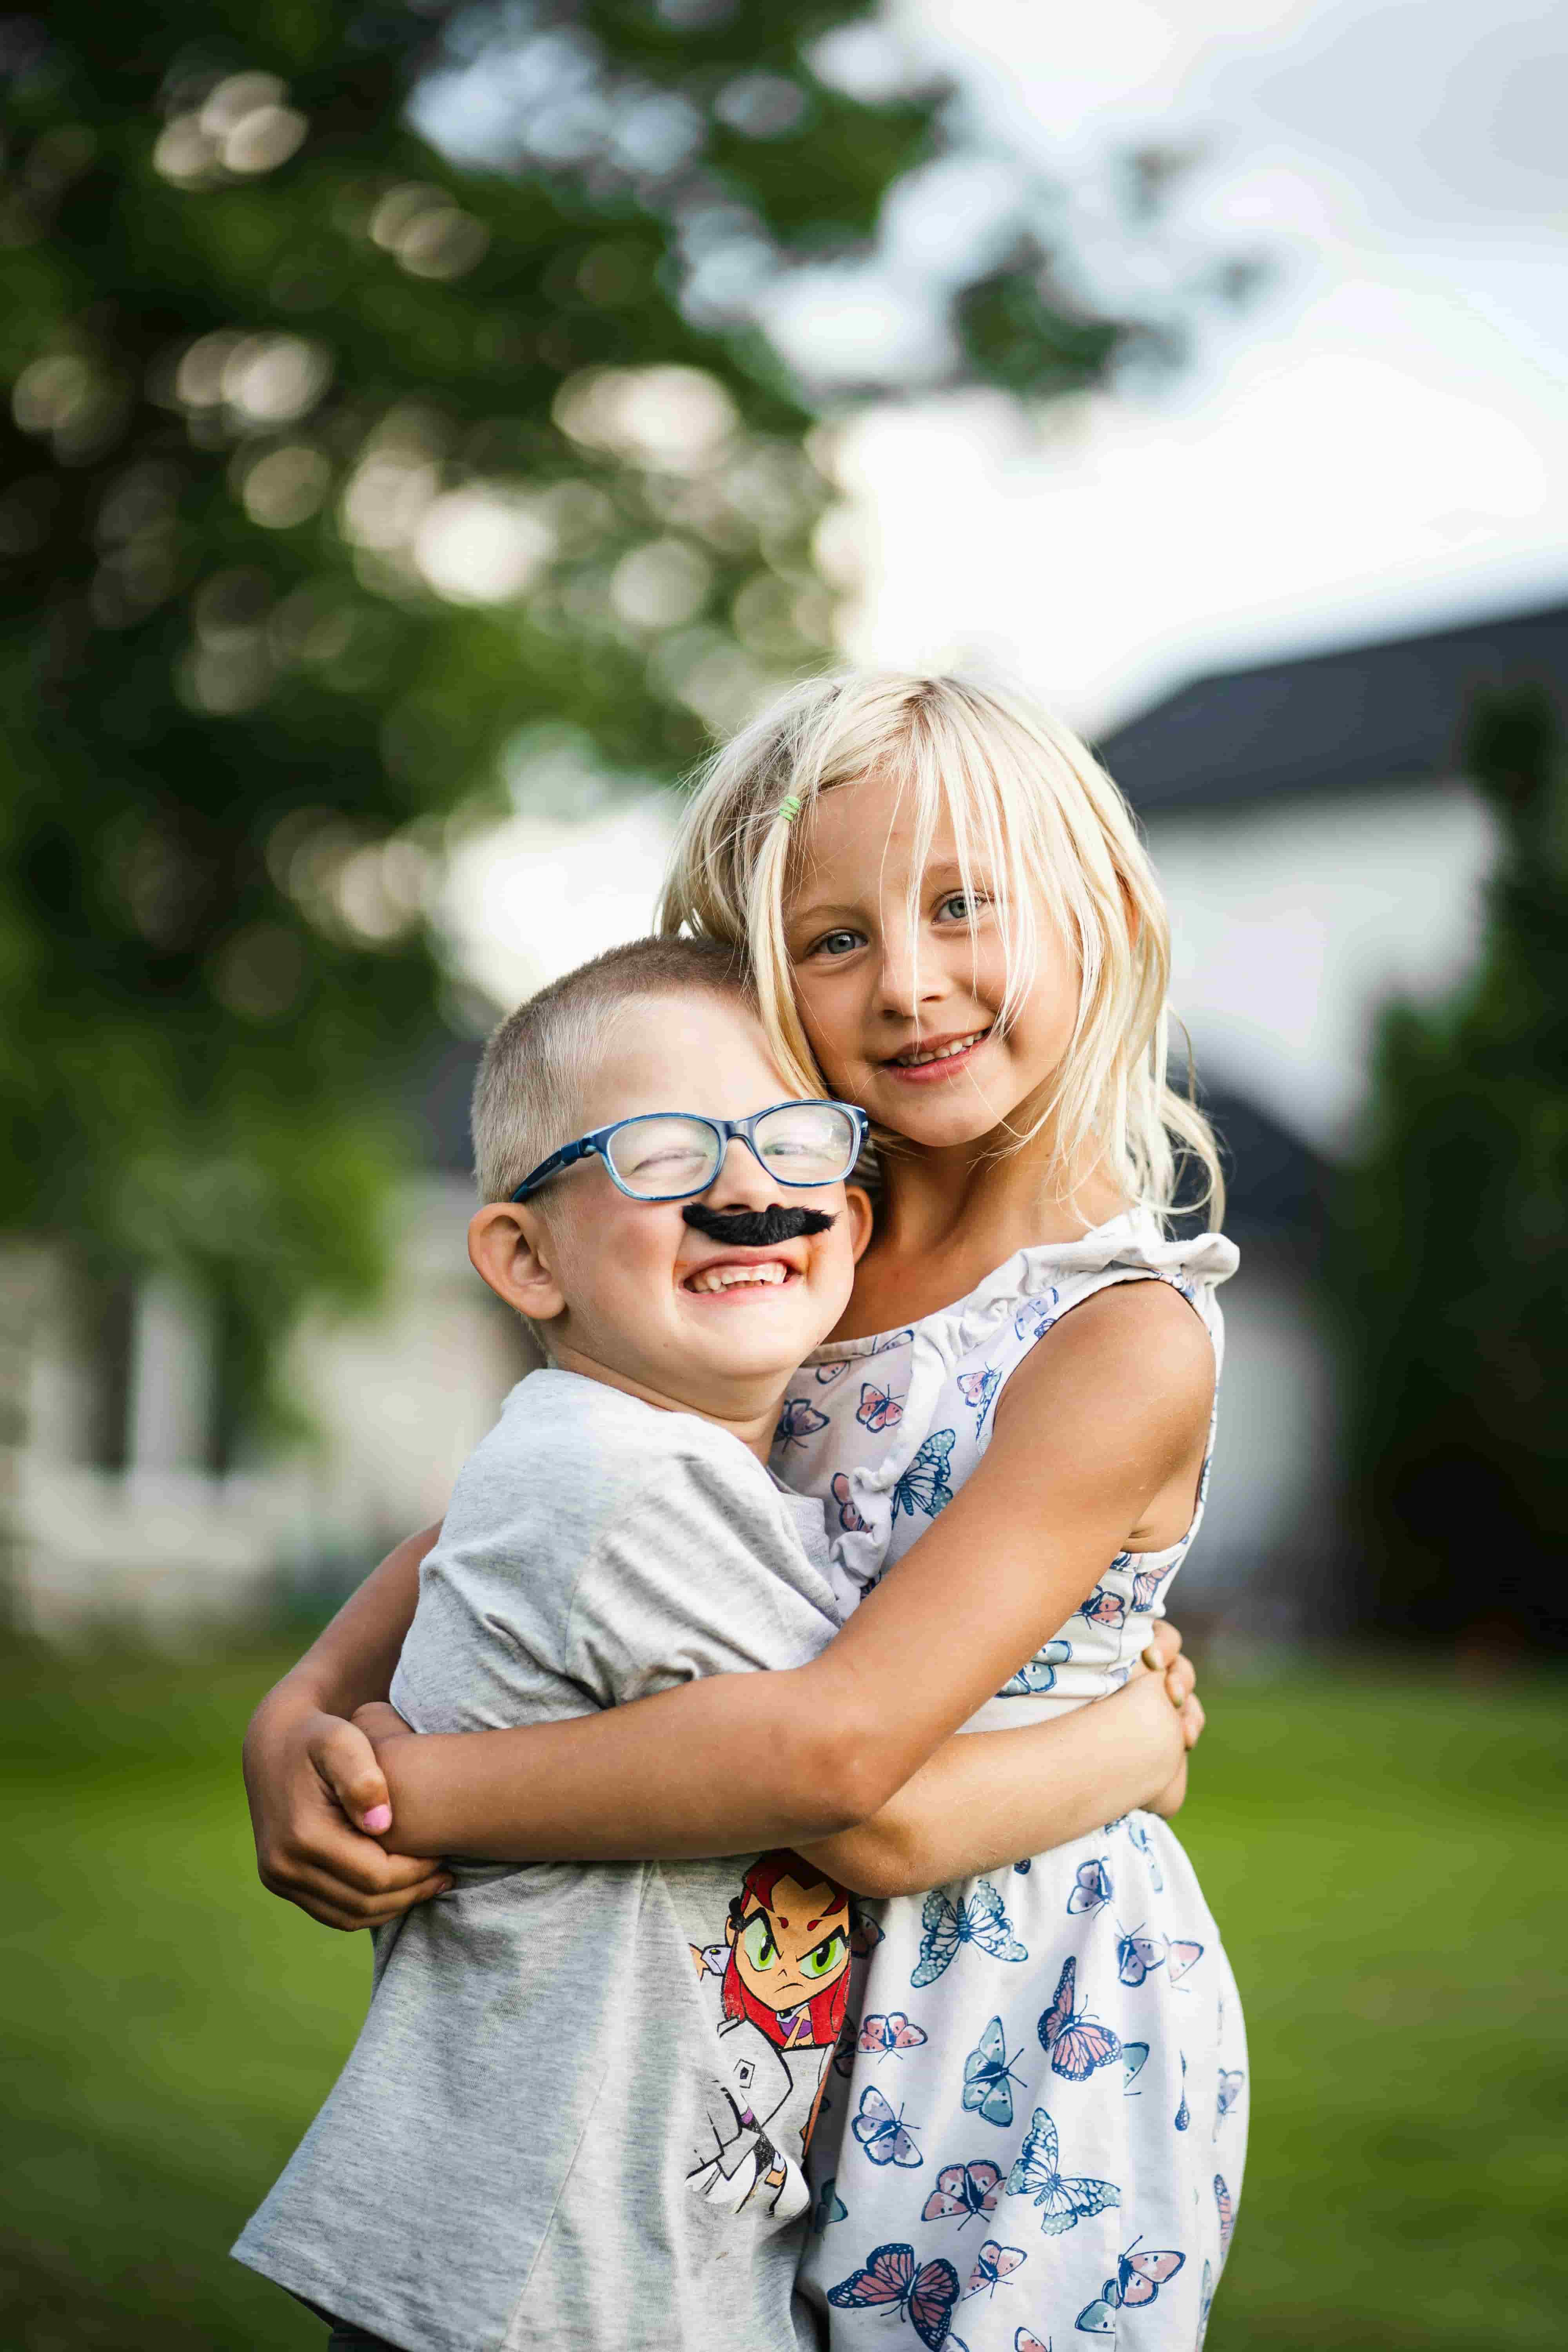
[445, 0, 1567, 1011]
[832, 0, 1568, 727]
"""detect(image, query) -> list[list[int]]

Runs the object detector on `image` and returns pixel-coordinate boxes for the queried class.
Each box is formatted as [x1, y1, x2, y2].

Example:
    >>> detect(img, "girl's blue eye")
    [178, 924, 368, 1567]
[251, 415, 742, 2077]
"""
[938, 890, 996, 925]
[812, 929, 862, 958]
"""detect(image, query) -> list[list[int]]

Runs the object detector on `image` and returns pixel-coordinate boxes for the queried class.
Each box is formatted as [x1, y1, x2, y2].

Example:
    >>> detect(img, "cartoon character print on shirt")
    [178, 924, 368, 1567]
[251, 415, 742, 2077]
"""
[688, 1850, 852, 2216]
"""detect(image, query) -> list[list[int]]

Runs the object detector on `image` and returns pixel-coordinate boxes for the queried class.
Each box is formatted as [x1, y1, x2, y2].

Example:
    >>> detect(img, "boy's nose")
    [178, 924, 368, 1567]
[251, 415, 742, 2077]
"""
[701, 1135, 788, 1214]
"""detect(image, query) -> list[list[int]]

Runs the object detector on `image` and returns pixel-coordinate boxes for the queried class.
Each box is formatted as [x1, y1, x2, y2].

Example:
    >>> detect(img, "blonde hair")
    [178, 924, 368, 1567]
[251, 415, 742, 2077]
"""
[472, 935, 751, 1202]
[657, 670, 1223, 1227]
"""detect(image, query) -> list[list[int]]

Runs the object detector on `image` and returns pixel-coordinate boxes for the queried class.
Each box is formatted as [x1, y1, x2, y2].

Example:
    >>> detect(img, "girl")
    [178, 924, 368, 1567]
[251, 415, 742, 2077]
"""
[247, 672, 1245, 2350]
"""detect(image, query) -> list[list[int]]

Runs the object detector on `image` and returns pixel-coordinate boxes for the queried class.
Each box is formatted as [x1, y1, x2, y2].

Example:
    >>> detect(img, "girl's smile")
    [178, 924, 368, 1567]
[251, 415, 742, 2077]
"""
[882, 1026, 994, 1081]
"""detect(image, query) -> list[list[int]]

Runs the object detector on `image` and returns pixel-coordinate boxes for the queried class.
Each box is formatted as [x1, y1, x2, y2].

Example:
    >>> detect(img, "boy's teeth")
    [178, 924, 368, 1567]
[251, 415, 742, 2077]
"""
[894, 1030, 987, 1067]
[688, 1261, 791, 1294]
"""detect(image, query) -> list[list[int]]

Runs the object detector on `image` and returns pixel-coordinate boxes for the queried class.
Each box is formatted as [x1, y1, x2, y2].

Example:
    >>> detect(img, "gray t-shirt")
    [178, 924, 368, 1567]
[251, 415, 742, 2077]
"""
[233, 1370, 848, 2352]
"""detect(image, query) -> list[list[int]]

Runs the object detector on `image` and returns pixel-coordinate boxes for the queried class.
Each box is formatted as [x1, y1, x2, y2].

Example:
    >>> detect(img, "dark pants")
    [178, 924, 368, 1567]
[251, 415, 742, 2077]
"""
[327, 2328, 407, 2352]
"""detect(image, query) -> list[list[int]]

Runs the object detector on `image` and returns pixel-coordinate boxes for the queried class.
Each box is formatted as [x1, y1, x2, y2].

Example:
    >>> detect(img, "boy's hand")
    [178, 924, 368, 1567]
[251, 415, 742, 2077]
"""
[243, 1686, 452, 1933]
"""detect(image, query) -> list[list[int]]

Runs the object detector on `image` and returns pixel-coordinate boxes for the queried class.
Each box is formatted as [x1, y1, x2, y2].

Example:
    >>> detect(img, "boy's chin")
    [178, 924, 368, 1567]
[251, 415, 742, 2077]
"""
[685, 1319, 818, 1385]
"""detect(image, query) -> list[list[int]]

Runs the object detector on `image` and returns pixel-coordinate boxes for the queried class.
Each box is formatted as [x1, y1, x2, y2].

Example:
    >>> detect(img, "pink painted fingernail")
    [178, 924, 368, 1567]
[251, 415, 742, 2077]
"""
[363, 1804, 392, 1833]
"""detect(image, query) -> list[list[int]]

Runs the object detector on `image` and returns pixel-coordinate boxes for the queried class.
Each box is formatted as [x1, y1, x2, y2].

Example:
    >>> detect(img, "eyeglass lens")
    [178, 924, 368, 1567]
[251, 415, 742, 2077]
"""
[604, 1106, 857, 1199]
[751, 1102, 857, 1183]
[606, 1116, 722, 1196]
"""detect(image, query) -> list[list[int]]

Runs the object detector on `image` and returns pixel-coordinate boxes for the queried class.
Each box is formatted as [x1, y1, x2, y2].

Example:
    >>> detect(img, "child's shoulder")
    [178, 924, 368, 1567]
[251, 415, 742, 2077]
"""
[478, 1367, 771, 1513]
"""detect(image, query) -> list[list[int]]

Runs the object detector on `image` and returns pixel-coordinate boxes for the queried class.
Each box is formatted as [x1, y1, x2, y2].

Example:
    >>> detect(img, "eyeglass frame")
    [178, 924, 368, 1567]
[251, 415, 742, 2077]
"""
[508, 1098, 870, 1205]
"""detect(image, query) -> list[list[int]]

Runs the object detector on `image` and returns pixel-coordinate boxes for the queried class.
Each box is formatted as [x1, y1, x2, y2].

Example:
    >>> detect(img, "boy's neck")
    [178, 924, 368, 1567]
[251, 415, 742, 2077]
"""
[548, 1339, 789, 1465]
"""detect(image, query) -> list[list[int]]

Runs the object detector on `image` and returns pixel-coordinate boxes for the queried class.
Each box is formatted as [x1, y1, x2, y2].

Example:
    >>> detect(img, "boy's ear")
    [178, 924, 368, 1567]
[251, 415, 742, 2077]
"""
[843, 1184, 875, 1263]
[468, 1202, 566, 1323]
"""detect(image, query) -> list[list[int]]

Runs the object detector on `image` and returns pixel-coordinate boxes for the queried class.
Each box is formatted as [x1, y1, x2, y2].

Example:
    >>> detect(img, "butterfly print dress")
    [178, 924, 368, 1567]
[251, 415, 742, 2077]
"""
[773, 1214, 1250, 2351]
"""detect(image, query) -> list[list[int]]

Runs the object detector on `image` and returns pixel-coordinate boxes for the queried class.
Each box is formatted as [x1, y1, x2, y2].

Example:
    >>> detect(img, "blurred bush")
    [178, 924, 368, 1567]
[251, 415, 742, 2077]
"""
[1332, 689, 1568, 1649]
[0, 0, 1155, 1450]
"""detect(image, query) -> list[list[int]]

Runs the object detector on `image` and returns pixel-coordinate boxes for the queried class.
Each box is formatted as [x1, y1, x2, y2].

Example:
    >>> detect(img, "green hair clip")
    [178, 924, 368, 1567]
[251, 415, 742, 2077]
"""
[778, 792, 803, 822]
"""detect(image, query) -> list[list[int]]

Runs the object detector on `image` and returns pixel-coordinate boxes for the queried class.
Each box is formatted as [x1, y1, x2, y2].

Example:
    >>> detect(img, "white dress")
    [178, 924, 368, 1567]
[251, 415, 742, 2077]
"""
[770, 1214, 1249, 2352]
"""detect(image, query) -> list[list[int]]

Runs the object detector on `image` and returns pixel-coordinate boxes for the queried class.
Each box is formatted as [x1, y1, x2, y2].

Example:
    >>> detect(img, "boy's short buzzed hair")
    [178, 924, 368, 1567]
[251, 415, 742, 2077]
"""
[472, 934, 753, 1203]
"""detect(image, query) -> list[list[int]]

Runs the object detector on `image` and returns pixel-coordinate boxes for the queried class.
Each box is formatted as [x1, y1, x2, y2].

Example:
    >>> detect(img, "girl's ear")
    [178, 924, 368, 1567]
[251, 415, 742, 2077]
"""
[843, 1183, 876, 1263]
[468, 1203, 566, 1323]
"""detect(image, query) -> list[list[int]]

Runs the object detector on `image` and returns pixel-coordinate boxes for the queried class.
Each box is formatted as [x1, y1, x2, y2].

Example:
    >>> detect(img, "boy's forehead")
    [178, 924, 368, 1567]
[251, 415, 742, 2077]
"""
[573, 988, 789, 1129]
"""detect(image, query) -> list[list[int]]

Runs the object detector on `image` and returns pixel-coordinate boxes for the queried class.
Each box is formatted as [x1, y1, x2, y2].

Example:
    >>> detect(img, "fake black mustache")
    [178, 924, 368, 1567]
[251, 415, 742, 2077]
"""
[681, 1203, 837, 1248]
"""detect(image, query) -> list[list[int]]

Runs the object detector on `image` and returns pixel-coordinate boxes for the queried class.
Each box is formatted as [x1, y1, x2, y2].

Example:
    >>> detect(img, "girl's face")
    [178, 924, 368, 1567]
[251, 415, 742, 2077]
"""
[784, 767, 1080, 1153]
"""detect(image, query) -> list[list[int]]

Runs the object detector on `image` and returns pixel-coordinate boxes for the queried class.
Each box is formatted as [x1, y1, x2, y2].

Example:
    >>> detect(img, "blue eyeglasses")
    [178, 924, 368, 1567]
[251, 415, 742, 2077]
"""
[510, 1098, 868, 1205]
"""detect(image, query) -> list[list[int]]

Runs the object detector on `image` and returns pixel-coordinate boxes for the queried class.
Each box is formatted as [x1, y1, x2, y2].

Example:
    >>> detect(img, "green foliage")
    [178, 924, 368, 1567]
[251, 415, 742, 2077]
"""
[4, 1646, 1566, 2347]
[1332, 690, 1568, 1646]
[0, 1, 1144, 1441]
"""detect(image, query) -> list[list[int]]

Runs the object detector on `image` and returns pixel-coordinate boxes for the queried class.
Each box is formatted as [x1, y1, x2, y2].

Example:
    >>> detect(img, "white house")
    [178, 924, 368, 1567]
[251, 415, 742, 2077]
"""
[2, 1034, 527, 1643]
[1096, 595, 1563, 1632]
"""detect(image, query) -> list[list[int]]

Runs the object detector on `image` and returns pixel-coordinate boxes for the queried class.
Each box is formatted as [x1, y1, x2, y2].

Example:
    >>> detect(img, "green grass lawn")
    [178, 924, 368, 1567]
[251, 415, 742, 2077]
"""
[2, 1646, 1566, 2350]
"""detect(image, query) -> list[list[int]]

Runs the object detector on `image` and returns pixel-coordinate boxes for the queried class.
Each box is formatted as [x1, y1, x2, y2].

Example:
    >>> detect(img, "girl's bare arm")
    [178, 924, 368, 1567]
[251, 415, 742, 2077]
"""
[243, 1525, 441, 1931]
[800, 1639, 1202, 1896]
[353, 1622, 1201, 1898]
[366, 1282, 1213, 1864]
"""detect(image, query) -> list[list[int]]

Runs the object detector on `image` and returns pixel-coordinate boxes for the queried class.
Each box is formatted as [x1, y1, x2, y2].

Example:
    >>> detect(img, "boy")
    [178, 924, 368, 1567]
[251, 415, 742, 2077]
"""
[235, 936, 876, 2352]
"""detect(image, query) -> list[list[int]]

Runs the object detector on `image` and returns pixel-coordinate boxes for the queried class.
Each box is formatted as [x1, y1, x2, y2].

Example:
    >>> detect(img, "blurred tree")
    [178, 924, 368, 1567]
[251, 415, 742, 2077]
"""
[1333, 690, 1568, 1651]
[0, 0, 1192, 1459]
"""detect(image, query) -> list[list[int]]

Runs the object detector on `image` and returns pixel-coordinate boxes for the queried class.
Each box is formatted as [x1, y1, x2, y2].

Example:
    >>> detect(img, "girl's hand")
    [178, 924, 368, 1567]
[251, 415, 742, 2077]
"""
[1139, 1620, 1205, 1817]
[351, 1700, 415, 1748]
[243, 1684, 451, 1933]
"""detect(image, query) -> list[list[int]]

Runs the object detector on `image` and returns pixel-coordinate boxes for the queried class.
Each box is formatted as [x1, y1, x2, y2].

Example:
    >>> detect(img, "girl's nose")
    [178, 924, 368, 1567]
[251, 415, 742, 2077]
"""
[874, 925, 949, 1021]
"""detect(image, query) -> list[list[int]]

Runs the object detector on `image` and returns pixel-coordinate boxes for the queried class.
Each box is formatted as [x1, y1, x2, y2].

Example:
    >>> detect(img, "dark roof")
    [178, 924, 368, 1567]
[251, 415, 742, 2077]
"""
[1098, 597, 1568, 817]
[1180, 1080, 1329, 1251]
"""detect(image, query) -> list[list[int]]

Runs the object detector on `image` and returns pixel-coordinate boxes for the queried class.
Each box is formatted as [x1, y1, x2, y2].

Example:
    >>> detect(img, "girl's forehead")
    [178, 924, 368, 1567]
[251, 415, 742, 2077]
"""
[790, 773, 979, 898]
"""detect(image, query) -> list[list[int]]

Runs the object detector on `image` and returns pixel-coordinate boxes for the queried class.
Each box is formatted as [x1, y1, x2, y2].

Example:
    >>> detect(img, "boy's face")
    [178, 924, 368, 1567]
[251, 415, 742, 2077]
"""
[472, 989, 867, 1432]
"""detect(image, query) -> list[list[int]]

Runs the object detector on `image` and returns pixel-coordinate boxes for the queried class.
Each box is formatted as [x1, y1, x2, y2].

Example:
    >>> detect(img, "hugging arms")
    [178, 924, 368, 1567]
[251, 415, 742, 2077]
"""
[247, 1277, 1211, 1927]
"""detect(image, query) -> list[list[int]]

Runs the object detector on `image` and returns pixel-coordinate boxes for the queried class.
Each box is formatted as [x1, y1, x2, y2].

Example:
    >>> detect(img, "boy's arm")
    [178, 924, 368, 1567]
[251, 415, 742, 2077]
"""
[366, 1285, 1215, 1863]
[243, 1523, 446, 1931]
[799, 1632, 1201, 1897]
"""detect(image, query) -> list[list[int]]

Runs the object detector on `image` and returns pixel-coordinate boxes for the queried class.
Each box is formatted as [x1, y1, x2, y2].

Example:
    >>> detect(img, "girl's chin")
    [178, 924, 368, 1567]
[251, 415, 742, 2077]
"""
[862, 1075, 1016, 1143]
